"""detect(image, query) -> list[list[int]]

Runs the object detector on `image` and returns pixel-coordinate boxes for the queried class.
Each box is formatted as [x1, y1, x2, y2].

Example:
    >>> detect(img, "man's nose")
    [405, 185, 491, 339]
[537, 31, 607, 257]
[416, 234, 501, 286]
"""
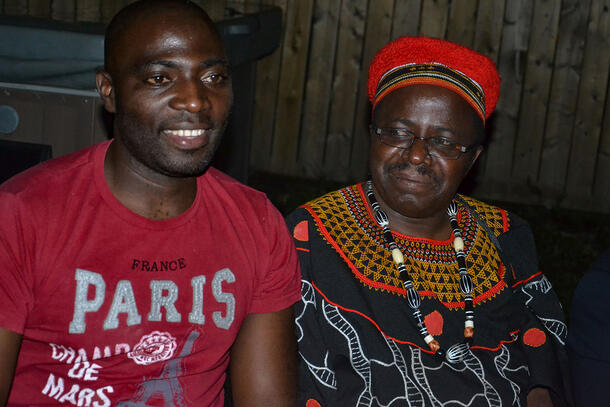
[402, 136, 430, 164]
[169, 79, 210, 113]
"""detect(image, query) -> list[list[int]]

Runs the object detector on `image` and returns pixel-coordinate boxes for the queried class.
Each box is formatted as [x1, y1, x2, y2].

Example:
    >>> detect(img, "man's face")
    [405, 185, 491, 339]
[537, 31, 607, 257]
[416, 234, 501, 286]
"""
[98, 10, 232, 178]
[370, 84, 482, 219]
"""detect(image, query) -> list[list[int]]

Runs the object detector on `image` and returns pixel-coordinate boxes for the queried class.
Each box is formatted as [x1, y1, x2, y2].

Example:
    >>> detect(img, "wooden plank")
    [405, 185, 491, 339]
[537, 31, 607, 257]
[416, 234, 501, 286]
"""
[297, 0, 342, 178]
[511, 0, 561, 187]
[593, 77, 610, 211]
[319, 0, 368, 180]
[419, 0, 449, 38]
[478, 0, 533, 198]
[391, 0, 422, 39]
[201, 0, 225, 21]
[473, 0, 505, 63]
[28, 0, 51, 18]
[76, 0, 101, 22]
[51, 0, 75, 21]
[3, 0, 27, 15]
[345, 0, 395, 182]
[242, 0, 261, 14]
[446, 0, 478, 47]
[537, 0, 591, 201]
[467, 0, 505, 192]
[101, 0, 127, 23]
[248, 0, 287, 173]
[268, 0, 314, 174]
[564, 0, 610, 201]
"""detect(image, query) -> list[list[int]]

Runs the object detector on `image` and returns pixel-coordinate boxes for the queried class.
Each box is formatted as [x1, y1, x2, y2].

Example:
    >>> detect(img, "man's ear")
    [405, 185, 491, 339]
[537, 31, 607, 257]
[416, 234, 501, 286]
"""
[96, 71, 116, 113]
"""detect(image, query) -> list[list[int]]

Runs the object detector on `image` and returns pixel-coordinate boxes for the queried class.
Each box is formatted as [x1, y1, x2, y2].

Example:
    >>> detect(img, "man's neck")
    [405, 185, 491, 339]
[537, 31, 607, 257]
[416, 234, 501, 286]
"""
[373, 193, 452, 241]
[104, 141, 198, 220]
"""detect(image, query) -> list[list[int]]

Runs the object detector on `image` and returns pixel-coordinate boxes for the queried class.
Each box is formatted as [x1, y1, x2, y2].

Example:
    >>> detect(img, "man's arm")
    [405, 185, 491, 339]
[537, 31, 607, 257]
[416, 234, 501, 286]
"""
[0, 327, 22, 406]
[229, 307, 297, 407]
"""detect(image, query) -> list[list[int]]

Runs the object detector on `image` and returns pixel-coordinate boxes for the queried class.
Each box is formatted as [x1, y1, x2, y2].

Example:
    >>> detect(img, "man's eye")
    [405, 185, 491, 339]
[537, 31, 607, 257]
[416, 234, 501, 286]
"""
[201, 72, 228, 86]
[388, 128, 411, 138]
[146, 75, 170, 85]
[430, 137, 455, 147]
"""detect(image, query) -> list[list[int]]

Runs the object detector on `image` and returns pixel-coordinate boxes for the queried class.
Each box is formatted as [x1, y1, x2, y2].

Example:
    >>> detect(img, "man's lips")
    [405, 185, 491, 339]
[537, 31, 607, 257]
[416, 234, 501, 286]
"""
[162, 128, 209, 137]
[387, 164, 437, 184]
[162, 128, 213, 149]
[389, 171, 429, 185]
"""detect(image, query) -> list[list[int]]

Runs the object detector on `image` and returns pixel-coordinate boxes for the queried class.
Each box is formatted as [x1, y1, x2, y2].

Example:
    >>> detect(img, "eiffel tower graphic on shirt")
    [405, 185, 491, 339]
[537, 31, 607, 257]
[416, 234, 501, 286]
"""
[117, 330, 200, 407]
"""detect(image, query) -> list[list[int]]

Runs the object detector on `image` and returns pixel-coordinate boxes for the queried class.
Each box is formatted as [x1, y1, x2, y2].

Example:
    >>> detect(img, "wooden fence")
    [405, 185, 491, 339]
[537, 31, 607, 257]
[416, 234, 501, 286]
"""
[246, 0, 610, 213]
[2, 0, 609, 213]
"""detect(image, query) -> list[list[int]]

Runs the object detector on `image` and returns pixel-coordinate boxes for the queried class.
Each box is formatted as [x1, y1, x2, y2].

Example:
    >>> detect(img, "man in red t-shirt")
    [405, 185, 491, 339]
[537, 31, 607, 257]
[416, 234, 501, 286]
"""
[0, 1, 301, 406]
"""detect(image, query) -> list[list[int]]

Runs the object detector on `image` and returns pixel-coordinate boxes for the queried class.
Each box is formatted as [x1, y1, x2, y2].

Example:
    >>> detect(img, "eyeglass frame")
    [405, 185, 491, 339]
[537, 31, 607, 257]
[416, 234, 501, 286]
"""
[369, 124, 479, 160]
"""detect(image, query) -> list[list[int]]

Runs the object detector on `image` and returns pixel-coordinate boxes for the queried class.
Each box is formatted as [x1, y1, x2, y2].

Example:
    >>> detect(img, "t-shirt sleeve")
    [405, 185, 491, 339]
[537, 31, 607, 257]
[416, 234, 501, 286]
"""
[248, 199, 301, 314]
[0, 191, 35, 334]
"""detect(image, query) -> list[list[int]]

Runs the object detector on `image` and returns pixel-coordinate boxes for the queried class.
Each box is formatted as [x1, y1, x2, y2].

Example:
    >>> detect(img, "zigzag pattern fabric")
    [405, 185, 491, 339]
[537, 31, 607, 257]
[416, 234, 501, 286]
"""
[303, 183, 508, 309]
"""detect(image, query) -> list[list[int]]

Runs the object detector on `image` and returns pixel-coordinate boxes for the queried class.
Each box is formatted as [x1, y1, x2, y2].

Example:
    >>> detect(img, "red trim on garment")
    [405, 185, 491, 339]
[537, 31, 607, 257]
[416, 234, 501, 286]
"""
[496, 262, 506, 280]
[312, 282, 518, 353]
[500, 208, 509, 232]
[296, 247, 310, 253]
[417, 277, 506, 309]
[511, 271, 543, 288]
[301, 203, 396, 292]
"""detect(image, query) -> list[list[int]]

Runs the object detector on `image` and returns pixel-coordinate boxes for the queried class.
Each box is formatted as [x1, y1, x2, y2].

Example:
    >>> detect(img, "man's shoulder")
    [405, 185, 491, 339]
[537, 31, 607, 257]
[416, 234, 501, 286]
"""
[298, 183, 360, 210]
[458, 194, 526, 236]
[285, 183, 362, 228]
[202, 167, 272, 209]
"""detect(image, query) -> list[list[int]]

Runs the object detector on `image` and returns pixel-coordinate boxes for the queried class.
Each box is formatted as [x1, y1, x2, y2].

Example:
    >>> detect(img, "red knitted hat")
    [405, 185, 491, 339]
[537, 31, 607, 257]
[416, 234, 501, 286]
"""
[368, 36, 500, 122]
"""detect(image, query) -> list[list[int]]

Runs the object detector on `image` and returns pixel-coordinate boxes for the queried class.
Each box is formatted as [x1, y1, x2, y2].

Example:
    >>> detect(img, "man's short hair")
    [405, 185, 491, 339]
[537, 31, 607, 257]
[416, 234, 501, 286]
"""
[104, 0, 217, 74]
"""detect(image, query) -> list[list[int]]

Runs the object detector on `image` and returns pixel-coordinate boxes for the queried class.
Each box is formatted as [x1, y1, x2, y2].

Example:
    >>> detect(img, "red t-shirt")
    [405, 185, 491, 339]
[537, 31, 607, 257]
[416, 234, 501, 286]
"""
[0, 141, 301, 406]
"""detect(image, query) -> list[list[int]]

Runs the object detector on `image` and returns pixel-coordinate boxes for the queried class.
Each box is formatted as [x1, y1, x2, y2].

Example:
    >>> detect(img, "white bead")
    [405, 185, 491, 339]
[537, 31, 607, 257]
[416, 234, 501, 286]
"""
[465, 320, 474, 328]
[424, 334, 434, 344]
[453, 236, 464, 252]
[391, 248, 404, 264]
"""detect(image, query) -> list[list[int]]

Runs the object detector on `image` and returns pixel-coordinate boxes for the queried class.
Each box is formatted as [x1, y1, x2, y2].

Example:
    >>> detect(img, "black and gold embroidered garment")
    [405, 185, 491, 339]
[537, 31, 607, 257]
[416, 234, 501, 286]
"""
[287, 184, 571, 407]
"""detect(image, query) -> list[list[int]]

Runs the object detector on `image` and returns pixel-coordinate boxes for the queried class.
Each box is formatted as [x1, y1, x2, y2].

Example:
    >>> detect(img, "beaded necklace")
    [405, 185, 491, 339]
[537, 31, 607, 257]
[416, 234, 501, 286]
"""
[365, 181, 474, 363]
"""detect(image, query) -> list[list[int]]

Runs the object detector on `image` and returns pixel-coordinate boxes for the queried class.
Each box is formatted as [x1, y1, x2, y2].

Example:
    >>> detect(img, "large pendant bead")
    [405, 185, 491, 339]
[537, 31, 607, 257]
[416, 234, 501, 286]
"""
[427, 339, 441, 352]
[406, 287, 421, 308]
[367, 191, 477, 356]
[453, 236, 464, 252]
[459, 273, 473, 294]
[447, 201, 458, 217]
[391, 248, 404, 264]
[374, 210, 389, 227]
